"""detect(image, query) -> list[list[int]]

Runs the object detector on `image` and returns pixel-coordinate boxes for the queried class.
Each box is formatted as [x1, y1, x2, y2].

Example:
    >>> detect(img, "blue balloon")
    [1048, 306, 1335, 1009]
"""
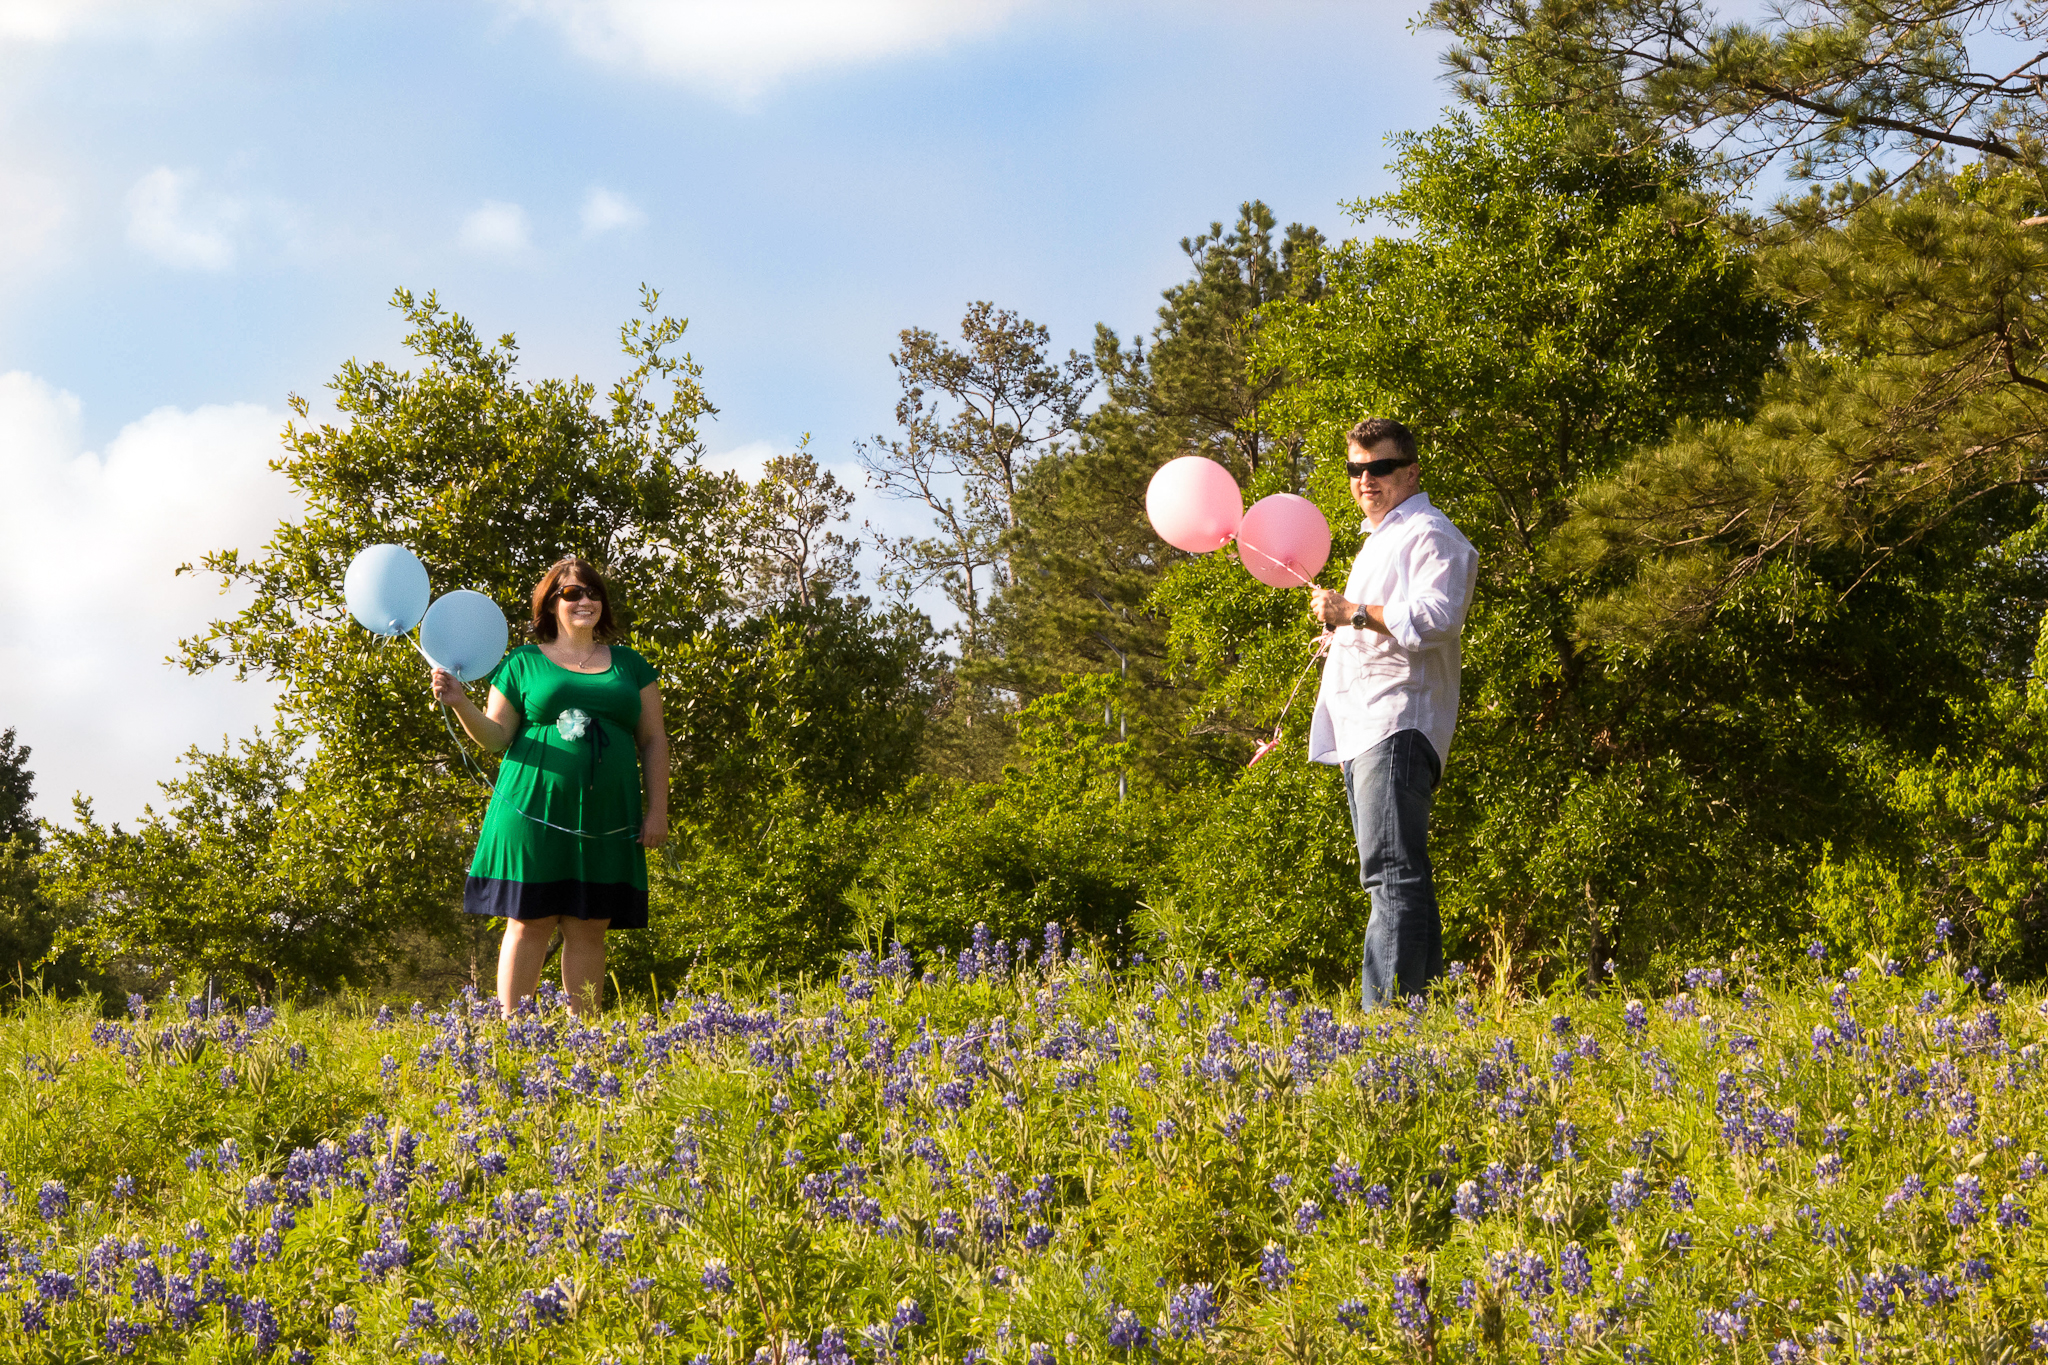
[420, 590, 509, 682]
[343, 544, 430, 636]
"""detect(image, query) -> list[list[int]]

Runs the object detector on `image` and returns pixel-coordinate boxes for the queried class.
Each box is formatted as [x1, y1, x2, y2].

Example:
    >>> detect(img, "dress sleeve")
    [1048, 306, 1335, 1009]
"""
[622, 646, 658, 690]
[489, 648, 527, 713]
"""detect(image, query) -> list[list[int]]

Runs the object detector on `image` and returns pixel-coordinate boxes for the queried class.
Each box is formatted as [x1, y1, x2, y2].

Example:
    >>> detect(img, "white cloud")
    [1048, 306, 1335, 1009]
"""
[703, 438, 778, 480]
[580, 186, 645, 236]
[0, 0, 250, 45]
[0, 372, 297, 825]
[125, 167, 241, 271]
[459, 199, 532, 257]
[495, 0, 1029, 101]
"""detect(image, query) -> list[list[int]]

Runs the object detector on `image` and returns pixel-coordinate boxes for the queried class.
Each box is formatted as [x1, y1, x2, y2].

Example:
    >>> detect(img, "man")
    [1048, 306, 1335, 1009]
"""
[1307, 417, 1478, 1008]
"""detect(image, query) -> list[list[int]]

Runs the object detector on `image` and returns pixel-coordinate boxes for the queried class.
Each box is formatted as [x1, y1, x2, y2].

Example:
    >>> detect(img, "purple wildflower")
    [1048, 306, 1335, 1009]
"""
[1163, 1283, 1219, 1341]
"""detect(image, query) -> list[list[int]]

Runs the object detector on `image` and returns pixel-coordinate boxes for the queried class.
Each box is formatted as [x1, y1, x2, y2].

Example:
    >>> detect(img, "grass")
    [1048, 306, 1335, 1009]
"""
[0, 928, 2043, 1362]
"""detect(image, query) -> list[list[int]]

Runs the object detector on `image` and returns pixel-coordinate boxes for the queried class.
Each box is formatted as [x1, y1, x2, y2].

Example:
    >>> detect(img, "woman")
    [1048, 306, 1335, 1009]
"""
[431, 556, 668, 1015]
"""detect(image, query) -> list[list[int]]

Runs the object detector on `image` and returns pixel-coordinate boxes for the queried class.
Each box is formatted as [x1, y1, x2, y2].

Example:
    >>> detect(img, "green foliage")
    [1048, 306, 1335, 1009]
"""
[1429, 0, 2048, 187]
[887, 674, 1174, 954]
[39, 732, 381, 996]
[635, 596, 938, 978]
[1, 943, 2045, 1361]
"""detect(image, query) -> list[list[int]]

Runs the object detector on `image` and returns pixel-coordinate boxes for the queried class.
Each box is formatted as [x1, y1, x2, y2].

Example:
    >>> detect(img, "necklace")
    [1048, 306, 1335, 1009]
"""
[556, 640, 606, 671]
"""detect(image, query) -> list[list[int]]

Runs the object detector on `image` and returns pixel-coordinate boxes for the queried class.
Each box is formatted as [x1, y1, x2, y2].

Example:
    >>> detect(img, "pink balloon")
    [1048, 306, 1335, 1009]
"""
[1146, 456, 1243, 553]
[1236, 493, 1332, 588]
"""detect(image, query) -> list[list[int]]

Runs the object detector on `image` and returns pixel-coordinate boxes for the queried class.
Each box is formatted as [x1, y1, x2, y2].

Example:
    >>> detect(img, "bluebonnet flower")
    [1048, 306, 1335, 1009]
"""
[1152, 1118, 1176, 1144]
[1336, 1297, 1370, 1332]
[1999, 1195, 2031, 1228]
[1023, 1223, 1052, 1250]
[36, 1271, 77, 1303]
[1294, 1199, 1323, 1234]
[111, 1174, 135, 1199]
[409, 1299, 440, 1331]
[1669, 1176, 1696, 1210]
[1608, 1167, 1647, 1217]
[1163, 1283, 1219, 1341]
[103, 1316, 152, 1357]
[241, 1297, 281, 1354]
[1807, 940, 1827, 962]
[1551, 1119, 1578, 1162]
[1950, 1174, 1985, 1225]
[702, 1257, 733, 1293]
[1814, 1154, 1844, 1186]
[894, 1297, 927, 1330]
[1664, 1230, 1693, 1254]
[1560, 1242, 1592, 1295]
[35, 1179, 66, 1221]
[1259, 1242, 1294, 1290]
[1623, 1000, 1647, 1035]
[1106, 1304, 1148, 1350]
[1453, 1180, 1483, 1222]
[18, 1298, 47, 1334]
[1699, 1307, 1748, 1346]
[1390, 1266, 1431, 1336]
[1363, 1182, 1393, 1210]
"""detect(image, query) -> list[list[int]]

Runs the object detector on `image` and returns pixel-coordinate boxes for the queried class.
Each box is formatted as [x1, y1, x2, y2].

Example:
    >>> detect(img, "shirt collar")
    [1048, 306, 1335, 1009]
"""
[1361, 490, 1432, 535]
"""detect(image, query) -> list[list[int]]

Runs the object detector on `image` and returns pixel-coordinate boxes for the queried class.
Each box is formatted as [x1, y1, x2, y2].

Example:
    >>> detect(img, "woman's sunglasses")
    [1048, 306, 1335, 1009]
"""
[1346, 454, 1417, 479]
[555, 585, 605, 603]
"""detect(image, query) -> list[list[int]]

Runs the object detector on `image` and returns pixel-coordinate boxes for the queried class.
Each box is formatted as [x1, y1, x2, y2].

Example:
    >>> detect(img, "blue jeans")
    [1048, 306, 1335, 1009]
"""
[1343, 729, 1443, 1009]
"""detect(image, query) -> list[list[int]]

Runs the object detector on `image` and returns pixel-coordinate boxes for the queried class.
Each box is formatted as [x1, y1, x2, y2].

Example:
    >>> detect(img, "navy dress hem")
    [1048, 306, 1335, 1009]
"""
[463, 875, 649, 930]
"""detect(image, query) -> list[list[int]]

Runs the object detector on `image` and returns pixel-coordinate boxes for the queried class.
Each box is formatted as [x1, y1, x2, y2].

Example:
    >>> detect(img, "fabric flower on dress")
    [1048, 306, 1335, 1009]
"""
[555, 709, 592, 741]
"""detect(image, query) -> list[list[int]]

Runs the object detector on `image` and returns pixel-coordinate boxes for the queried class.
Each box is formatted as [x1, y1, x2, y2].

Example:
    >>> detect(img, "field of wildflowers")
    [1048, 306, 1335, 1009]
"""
[0, 923, 2044, 1362]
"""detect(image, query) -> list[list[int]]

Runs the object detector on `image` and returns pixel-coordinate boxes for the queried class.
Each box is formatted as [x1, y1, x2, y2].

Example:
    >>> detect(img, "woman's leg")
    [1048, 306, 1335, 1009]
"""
[498, 916, 560, 1015]
[558, 917, 611, 1016]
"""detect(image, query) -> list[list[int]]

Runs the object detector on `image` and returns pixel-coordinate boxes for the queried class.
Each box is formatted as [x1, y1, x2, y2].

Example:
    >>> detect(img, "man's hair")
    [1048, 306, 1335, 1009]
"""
[1346, 417, 1418, 463]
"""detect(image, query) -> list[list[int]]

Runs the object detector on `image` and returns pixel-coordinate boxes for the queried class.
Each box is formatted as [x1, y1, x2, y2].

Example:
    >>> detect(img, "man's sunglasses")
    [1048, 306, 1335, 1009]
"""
[1346, 454, 1417, 479]
[554, 585, 605, 603]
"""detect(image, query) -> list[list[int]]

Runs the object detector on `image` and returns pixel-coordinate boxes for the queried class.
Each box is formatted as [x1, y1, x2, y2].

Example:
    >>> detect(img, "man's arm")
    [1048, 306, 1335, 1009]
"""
[1307, 529, 1475, 646]
[1379, 533, 1476, 651]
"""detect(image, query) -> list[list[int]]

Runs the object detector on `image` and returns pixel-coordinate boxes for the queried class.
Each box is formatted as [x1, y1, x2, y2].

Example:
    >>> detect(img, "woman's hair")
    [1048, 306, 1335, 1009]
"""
[530, 557, 618, 642]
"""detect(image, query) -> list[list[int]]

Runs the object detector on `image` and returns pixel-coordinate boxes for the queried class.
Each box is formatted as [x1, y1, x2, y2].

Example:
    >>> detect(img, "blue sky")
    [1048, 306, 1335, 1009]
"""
[0, 0, 1450, 823]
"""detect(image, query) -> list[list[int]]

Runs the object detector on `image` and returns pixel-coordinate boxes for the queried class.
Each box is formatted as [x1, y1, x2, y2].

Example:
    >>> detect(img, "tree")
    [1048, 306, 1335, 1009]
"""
[0, 728, 32, 844]
[43, 286, 735, 991]
[858, 302, 1094, 657]
[984, 205, 1328, 775]
[1430, 0, 2048, 192]
[732, 440, 860, 611]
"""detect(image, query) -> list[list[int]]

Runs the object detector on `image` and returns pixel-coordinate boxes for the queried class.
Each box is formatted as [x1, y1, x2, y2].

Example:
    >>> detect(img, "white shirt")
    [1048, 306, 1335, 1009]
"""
[1307, 491, 1478, 770]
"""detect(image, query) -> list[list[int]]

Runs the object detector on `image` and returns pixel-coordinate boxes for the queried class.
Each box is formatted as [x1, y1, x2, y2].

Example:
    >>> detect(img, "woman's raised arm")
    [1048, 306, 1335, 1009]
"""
[432, 669, 520, 753]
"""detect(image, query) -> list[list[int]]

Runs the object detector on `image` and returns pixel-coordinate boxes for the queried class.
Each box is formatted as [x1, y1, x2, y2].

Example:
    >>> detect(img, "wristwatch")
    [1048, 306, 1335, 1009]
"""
[1351, 606, 1370, 631]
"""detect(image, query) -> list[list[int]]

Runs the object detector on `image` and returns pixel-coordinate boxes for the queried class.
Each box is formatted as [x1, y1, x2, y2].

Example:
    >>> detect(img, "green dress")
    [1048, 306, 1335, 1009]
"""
[462, 643, 658, 928]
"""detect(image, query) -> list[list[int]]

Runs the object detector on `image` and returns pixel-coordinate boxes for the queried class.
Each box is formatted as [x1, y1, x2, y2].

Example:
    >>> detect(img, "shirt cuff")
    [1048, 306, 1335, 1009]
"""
[1381, 598, 1424, 651]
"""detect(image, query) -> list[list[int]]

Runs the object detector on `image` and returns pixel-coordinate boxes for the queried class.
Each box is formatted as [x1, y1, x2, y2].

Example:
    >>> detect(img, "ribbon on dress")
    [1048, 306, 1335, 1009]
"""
[555, 708, 610, 788]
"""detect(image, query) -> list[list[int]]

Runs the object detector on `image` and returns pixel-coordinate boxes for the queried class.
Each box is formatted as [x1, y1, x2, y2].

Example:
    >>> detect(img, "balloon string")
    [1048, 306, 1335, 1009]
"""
[1247, 631, 1334, 768]
[1231, 535, 1315, 588]
[437, 705, 642, 842]
[392, 635, 640, 843]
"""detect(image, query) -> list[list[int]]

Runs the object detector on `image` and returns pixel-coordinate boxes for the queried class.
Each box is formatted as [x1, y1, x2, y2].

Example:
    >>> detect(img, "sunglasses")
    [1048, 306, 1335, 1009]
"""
[555, 585, 604, 603]
[1346, 454, 1417, 479]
